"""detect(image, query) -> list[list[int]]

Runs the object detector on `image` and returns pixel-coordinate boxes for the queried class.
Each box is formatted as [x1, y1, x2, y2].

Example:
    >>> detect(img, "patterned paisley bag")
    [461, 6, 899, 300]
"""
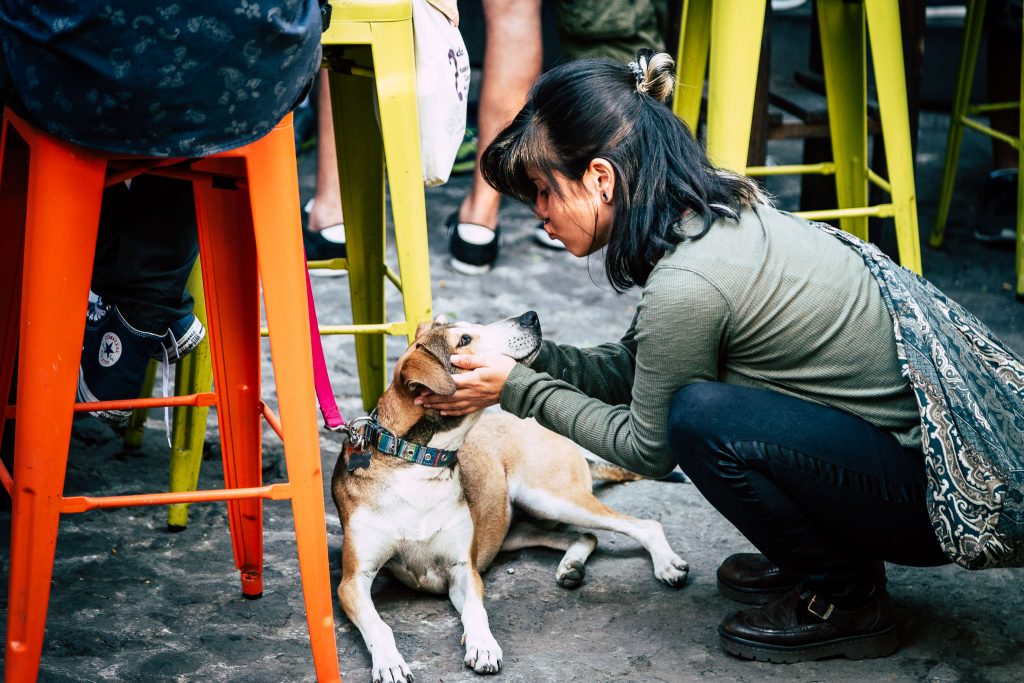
[815, 222, 1024, 569]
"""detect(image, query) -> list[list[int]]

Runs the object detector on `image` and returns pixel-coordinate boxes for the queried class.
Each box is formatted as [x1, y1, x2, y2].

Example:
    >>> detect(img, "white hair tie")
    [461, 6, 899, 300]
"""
[627, 55, 648, 89]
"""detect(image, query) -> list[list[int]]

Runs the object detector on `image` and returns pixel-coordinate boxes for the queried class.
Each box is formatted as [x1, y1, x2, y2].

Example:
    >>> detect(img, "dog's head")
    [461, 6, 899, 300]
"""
[375, 312, 542, 444]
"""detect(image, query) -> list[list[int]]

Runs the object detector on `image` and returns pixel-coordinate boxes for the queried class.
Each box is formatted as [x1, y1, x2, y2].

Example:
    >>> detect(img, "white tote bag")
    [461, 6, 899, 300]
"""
[412, 0, 470, 187]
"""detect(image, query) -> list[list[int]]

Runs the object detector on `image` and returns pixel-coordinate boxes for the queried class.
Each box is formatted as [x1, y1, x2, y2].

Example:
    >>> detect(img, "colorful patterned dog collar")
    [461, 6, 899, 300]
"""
[364, 416, 458, 468]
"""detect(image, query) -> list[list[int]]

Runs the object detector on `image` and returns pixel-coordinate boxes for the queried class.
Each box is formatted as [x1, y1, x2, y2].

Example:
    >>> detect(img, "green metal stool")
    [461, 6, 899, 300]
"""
[931, 0, 1024, 300]
[673, 0, 923, 274]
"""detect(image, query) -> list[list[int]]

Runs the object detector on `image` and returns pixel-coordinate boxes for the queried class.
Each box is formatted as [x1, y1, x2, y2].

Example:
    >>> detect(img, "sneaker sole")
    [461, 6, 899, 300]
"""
[450, 257, 493, 276]
[717, 579, 795, 605]
[152, 316, 207, 364]
[972, 229, 1017, 245]
[309, 267, 349, 278]
[718, 624, 899, 663]
[76, 367, 132, 425]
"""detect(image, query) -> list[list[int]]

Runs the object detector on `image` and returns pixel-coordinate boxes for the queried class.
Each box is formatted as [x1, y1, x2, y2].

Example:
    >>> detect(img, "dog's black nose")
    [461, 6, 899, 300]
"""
[518, 311, 539, 329]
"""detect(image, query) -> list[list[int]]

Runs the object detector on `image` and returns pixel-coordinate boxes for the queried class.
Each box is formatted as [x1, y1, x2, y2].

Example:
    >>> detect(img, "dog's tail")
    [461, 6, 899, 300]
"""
[581, 449, 687, 484]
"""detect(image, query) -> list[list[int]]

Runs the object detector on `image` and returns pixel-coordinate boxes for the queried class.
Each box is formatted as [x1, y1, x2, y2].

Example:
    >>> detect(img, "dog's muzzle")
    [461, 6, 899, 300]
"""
[510, 311, 542, 366]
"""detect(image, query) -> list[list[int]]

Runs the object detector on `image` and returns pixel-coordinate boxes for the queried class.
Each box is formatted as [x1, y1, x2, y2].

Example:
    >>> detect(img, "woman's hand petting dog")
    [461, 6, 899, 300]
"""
[414, 353, 516, 415]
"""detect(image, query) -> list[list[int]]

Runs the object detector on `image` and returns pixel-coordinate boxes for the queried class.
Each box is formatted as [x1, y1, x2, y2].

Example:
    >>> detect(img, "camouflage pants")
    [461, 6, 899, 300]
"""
[557, 0, 668, 63]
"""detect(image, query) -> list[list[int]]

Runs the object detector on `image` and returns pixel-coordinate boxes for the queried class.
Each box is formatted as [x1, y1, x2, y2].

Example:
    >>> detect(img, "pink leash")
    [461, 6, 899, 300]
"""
[305, 269, 345, 431]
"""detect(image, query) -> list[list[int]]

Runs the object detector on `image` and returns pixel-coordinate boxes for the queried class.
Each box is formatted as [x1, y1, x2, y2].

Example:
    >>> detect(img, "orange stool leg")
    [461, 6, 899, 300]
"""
[4, 124, 106, 682]
[192, 163, 266, 598]
[244, 120, 341, 682]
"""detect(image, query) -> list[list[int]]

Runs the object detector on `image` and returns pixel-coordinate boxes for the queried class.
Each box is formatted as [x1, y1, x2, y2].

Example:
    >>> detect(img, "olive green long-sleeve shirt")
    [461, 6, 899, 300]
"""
[499, 206, 921, 478]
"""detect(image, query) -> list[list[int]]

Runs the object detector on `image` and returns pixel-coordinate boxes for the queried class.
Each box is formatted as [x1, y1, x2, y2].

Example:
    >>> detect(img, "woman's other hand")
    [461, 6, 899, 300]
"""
[414, 353, 517, 415]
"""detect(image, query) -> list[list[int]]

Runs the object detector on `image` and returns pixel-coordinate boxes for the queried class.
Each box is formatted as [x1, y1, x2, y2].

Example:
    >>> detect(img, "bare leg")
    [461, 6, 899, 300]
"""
[310, 69, 345, 234]
[448, 562, 503, 674]
[458, 0, 543, 230]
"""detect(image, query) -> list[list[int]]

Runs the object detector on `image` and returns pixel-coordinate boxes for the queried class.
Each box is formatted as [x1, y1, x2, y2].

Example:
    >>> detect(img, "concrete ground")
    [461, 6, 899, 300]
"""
[3, 31, 1024, 683]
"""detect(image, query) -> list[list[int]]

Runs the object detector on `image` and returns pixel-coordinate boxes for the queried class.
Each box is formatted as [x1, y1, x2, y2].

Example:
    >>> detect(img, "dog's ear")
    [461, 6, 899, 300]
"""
[414, 320, 434, 338]
[399, 345, 457, 396]
[414, 314, 450, 339]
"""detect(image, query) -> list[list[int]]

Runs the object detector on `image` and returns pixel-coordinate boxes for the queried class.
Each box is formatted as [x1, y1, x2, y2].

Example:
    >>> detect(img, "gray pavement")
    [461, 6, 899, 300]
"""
[3, 83, 1024, 683]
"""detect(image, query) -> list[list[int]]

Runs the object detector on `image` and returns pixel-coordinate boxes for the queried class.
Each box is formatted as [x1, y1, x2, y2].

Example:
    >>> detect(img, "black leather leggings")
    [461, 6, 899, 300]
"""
[667, 382, 949, 602]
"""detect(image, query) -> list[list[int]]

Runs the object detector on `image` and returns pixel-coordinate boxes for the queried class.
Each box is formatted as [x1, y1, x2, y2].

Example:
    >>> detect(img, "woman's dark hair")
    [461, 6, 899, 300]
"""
[480, 49, 766, 292]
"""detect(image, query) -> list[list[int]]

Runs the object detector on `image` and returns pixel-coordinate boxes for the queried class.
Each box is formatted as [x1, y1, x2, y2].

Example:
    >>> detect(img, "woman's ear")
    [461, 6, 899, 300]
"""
[588, 158, 616, 203]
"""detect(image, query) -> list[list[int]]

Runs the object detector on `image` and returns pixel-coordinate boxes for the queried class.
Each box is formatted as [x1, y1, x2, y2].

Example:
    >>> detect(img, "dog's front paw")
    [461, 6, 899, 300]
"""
[371, 652, 414, 683]
[463, 633, 503, 675]
[654, 554, 689, 587]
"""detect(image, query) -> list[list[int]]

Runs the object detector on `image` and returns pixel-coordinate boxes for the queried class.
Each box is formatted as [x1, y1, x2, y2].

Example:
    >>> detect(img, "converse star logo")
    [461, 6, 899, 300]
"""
[99, 332, 122, 367]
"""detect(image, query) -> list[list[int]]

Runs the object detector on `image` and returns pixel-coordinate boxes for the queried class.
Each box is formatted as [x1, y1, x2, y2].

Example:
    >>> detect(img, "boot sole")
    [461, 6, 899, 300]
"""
[718, 624, 899, 663]
[717, 579, 794, 605]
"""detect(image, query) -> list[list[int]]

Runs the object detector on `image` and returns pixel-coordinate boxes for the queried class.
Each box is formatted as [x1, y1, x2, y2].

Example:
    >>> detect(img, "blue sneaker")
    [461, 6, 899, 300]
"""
[151, 312, 206, 364]
[77, 296, 163, 425]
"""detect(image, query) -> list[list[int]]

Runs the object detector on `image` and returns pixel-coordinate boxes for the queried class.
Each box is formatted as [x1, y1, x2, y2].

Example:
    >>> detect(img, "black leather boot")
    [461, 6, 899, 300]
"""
[717, 553, 797, 605]
[718, 585, 899, 663]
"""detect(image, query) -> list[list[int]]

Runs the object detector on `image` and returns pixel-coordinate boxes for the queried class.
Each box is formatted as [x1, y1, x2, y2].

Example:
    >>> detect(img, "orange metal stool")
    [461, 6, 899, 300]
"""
[0, 108, 341, 682]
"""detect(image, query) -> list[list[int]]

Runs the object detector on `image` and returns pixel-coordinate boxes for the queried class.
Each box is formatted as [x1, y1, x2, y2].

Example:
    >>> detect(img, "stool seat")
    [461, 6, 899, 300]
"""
[326, 0, 411, 27]
[0, 108, 340, 682]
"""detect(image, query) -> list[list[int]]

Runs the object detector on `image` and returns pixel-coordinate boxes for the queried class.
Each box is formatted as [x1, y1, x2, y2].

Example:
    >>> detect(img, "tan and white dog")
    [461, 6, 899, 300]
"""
[331, 312, 688, 683]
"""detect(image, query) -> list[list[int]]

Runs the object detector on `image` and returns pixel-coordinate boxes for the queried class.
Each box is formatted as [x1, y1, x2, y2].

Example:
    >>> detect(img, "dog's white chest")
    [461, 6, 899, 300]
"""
[351, 466, 475, 593]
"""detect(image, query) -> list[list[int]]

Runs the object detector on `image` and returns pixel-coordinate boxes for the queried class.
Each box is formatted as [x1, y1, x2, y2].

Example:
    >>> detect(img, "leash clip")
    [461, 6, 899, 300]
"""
[342, 416, 375, 473]
[341, 415, 373, 450]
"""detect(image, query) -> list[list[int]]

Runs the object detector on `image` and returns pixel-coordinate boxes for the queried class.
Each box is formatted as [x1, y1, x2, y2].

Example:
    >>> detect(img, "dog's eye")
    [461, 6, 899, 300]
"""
[456, 334, 472, 348]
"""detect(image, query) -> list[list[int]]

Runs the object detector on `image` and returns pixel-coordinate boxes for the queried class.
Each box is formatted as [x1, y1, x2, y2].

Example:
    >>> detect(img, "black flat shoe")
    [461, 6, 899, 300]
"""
[447, 212, 499, 275]
[718, 586, 899, 663]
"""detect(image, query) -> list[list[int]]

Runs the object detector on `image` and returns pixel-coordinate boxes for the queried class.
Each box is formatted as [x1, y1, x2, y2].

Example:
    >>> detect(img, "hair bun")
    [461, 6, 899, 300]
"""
[628, 49, 675, 103]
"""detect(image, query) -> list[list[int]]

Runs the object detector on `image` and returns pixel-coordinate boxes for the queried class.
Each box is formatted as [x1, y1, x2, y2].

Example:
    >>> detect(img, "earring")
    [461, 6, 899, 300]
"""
[601, 192, 609, 202]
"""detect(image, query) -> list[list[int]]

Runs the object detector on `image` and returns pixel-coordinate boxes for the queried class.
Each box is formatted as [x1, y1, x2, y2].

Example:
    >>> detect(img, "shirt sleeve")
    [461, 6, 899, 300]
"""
[528, 312, 639, 406]
[501, 268, 731, 477]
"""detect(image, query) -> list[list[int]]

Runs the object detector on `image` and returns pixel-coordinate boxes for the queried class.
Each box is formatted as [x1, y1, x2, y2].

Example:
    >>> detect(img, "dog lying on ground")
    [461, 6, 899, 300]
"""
[331, 312, 688, 683]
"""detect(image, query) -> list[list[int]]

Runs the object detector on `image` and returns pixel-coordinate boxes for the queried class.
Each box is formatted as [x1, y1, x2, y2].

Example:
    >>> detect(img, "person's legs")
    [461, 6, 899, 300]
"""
[667, 382, 948, 661]
[81, 176, 201, 423]
[308, 69, 345, 237]
[449, 0, 543, 273]
[91, 175, 199, 334]
[668, 382, 947, 600]
[461, 0, 542, 231]
[301, 69, 347, 270]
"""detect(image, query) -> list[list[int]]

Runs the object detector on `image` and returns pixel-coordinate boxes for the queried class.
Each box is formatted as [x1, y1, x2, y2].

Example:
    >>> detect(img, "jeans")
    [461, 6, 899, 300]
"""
[667, 382, 949, 603]
[91, 175, 199, 334]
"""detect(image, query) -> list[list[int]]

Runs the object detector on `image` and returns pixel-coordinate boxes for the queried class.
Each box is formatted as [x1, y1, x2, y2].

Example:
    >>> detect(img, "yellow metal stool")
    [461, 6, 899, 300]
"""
[931, 0, 1024, 300]
[311, 0, 434, 409]
[125, 262, 213, 529]
[673, 0, 922, 274]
